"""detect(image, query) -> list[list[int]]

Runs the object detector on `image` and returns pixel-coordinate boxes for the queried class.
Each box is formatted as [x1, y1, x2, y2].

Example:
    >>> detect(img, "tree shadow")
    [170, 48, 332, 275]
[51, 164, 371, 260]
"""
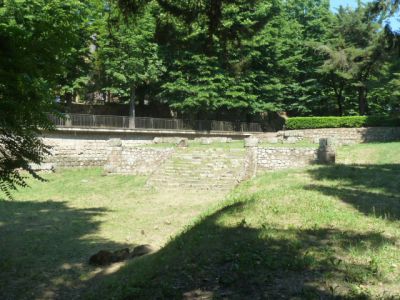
[0, 200, 127, 300]
[307, 164, 400, 220]
[87, 200, 397, 299]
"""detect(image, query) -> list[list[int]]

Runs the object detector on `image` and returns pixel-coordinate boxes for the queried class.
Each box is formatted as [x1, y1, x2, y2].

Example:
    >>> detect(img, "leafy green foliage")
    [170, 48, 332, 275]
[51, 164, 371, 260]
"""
[66, 0, 400, 119]
[285, 116, 400, 129]
[96, 1, 164, 102]
[0, 0, 91, 196]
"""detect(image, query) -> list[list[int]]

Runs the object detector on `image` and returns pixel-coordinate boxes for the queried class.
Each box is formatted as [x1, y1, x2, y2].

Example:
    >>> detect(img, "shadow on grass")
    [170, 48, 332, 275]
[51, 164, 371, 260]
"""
[0, 200, 126, 300]
[307, 164, 400, 220]
[87, 200, 396, 299]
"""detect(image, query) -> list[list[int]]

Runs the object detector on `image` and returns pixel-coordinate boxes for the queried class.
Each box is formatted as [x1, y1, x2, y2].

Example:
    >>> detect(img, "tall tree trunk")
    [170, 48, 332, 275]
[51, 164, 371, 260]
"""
[129, 86, 136, 128]
[129, 86, 136, 118]
[331, 78, 344, 116]
[64, 92, 73, 113]
[337, 94, 343, 116]
[358, 86, 368, 115]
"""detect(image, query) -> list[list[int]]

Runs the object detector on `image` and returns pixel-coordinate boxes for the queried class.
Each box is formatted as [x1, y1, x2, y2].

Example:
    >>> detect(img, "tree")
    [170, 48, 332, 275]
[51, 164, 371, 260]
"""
[370, 0, 400, 16]
[317, 2, 389, 115]
[0, 0, 91, 196]
[95, 1, 164, 122]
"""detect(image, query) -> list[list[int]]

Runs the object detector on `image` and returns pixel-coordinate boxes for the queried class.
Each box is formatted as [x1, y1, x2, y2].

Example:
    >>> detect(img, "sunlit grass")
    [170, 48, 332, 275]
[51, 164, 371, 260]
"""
[87, 142, 400, 299]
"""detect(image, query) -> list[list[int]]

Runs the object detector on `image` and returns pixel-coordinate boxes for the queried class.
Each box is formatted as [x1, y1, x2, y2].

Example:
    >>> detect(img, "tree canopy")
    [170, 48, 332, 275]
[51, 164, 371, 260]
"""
[0, 0, 92, 196]
[89, 0, 399, 118]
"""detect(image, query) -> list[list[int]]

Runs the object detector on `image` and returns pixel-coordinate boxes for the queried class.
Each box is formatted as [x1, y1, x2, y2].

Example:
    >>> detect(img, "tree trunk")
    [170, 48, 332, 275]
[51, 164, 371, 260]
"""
[337, 94, 343, 116]
[358, 87, 368, 115]
[331, 78, 344, 116]
[129, 86, 136, 128]
[63, 92, 73, 113]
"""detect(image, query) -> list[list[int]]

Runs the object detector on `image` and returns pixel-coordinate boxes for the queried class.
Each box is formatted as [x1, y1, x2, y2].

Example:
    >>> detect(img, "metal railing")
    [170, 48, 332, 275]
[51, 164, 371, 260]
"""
[48, 113, 263, 132]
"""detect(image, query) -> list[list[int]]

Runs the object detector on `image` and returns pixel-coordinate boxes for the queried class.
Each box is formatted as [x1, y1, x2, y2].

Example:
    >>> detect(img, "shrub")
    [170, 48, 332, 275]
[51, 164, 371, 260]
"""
[285, 116, 400, 130]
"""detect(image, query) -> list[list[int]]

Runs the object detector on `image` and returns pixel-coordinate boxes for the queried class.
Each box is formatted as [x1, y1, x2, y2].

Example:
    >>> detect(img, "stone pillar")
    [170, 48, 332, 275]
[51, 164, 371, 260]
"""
[244, 136, 259, 179]
[65, 114, 72, 127]
[129, 117, 136, 129]
[318, 138, 336, 164]
[244, 136, 259, 148]
[176, 138, 189, 148]
[104, 138, 123, 174]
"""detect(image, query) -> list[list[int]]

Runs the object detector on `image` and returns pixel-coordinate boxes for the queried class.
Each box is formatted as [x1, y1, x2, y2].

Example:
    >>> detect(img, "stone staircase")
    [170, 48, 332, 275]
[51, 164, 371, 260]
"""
[146, 148, 247, 191]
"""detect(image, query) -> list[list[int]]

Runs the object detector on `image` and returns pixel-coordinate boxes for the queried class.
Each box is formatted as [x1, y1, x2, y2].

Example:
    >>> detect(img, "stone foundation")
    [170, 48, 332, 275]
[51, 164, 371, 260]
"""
[34, 127, 399, 188]
[42, 131, 153, 169]
[257, 148, 318, 170]
[257, 127, 400, 145]
[104, 146, 175, 175]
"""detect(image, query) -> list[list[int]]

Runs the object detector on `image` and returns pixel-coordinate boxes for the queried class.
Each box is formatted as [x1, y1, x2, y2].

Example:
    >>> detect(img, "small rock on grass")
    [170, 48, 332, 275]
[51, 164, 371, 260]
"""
[89, 248, 130, 266]
[89, 250, 114, 266]
[132, 244, 154, 258]
[89, 245, 154, 266]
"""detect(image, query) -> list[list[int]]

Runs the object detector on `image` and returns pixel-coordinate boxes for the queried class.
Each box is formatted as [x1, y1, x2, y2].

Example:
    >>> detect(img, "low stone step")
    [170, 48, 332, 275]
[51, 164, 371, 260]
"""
[146, 147, 247, 191]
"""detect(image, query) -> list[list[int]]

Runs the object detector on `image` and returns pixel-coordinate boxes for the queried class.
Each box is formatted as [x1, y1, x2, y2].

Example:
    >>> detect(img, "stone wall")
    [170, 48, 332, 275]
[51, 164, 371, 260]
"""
[258, 127, 400, 145]
[104, 144, 175, 175]
[42, 131, 153, 169]
[40, 128, 251, 169]
[38, 126, 399, 178]
[257, 147, 318, 171]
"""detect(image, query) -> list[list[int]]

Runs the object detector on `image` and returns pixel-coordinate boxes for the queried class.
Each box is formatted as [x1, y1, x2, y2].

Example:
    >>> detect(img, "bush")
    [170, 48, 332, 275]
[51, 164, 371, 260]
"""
[285, 116, 400, 130]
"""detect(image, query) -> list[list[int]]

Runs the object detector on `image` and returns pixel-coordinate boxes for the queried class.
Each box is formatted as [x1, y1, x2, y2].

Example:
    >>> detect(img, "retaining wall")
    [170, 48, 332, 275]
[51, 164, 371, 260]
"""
[257, 147, 318, 170]
[38, 126, 399, 177]
[258, 127, 400, 145]
[104, 144, 175, 175]
[41, 128, 250, 169]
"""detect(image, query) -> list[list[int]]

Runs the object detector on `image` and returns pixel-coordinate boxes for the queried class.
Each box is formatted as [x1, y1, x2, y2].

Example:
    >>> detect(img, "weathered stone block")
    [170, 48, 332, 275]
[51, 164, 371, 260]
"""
[108, 138, 122, 147]
[244, 136, 259, 148]
[176, 138, 189, 147]
[200, 138, 213, 145]
[318, 138, 336, 164]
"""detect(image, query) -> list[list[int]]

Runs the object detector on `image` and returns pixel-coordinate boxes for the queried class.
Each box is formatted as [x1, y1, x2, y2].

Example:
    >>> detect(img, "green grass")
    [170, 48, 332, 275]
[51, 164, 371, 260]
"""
[337, 142, 400, 164]
[0, 169, 226, 299]
[1, 142, 400, 299]
[86, 142, 400, 299]
[188, 140, 244, 149]
[143, 140, 245, 149]
[144, 140, 318, 149]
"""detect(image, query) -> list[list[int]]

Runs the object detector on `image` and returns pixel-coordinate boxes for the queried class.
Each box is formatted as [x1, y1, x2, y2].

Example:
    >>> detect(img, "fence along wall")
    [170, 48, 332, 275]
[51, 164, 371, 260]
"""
[49, 113, 263, 132]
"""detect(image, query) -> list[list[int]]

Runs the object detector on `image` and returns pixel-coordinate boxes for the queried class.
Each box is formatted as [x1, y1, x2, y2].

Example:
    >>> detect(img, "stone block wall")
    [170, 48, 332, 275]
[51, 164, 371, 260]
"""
[104, 147, 175, 175]
[257, 127, 400, 145]
[36, 126, 399, 178]
[257, 147, 318, 171]
[42, 131, 153, 168]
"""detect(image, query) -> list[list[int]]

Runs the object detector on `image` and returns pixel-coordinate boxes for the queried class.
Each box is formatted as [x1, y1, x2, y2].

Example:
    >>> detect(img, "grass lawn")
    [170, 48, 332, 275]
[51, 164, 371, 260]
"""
[87, 143, 400, 299]
[1, 142, 399, 299]
[0, 169, 226, 299]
